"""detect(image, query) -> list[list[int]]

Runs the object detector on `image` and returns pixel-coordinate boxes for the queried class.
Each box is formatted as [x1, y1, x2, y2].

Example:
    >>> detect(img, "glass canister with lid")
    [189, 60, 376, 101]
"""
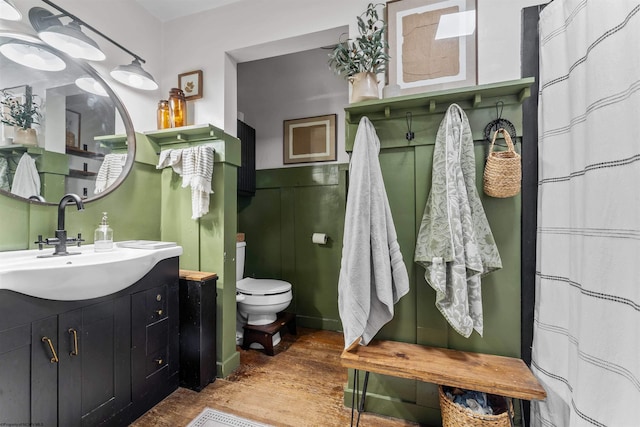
[157, 99, 170, 129]
[168, 88, 187, 127]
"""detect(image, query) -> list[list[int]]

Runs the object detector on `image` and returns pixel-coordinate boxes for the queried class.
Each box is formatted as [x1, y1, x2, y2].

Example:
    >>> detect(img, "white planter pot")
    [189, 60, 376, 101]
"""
[349, 72, 379, 103]
[13, 127, 37, 146]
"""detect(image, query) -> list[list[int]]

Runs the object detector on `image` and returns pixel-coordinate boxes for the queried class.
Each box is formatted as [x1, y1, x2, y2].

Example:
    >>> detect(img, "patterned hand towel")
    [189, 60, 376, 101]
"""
[414, 104, 502, 338]
[156, 145, 214, 219]
[94, 153, 127, 194]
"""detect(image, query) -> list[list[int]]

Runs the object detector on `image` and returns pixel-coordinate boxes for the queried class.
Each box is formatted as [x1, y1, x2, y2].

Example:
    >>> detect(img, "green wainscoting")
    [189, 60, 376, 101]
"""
[238, 164, 347, 331]
[1, 125, 241, 379]
[239, 79, 533, 426]
[144, 124, 241, 378]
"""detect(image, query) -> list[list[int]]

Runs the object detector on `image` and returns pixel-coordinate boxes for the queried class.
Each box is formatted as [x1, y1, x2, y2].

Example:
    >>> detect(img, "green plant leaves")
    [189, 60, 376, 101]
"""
[328, 2, 390, 78]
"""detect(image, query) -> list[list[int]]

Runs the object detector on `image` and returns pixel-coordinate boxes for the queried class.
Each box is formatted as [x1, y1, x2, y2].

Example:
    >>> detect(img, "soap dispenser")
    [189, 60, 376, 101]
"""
[94, 212, 113, 252]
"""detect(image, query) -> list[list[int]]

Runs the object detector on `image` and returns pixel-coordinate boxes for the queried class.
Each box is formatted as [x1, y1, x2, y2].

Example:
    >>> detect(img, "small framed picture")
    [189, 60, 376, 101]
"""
[65, 109, 81, 148]
[283, 114, 336, 164]
[178, 70, 203, 101]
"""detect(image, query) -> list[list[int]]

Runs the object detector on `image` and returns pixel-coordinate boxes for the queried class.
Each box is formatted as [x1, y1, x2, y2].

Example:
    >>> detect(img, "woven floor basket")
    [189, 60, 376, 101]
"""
[483, 128, 521, 198]
[439, 386, 513, 427]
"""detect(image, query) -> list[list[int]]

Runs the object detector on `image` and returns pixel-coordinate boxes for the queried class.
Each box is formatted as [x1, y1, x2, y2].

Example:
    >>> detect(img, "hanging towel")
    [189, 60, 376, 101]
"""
[94, 153, 128, 194]
[11, 153, 40, 199]
[338, 116, 410, 351]
[156, 145, 215, 219]
[0, 157, 10, 192]
[414, 104, 502, 338]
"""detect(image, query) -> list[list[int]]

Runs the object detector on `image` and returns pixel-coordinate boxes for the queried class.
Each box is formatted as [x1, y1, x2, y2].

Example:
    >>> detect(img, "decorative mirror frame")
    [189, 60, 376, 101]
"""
[0, 35, 136, 206]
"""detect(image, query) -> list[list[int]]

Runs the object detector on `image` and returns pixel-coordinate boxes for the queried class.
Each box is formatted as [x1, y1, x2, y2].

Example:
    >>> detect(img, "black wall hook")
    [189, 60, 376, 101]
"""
[405, 112, 415, 141]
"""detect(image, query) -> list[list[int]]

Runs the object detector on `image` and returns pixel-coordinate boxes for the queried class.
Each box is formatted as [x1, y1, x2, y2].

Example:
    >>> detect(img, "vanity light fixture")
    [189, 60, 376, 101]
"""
[0, 40, 66, 71]
[28, 0, 158, 91]
[75, 77, 108, 97]
[110, 58, 158, 91]
[0, 0, 22, 21]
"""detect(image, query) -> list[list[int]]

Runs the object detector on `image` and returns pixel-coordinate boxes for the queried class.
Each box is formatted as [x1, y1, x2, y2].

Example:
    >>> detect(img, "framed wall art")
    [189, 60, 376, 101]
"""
[386, 0, 477, 96]
[283, 114, 336, 164]
[178, 69, 203, 100]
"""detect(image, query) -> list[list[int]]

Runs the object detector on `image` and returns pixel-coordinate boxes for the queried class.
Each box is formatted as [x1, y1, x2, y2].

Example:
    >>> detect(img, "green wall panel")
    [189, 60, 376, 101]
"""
[292, 184, 345, 325]
[239, 188, 283, 279]
[238, 165, 346, 331]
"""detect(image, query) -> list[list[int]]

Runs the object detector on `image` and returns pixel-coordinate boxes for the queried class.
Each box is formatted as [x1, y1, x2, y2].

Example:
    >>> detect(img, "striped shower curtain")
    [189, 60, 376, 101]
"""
[531, 1, 640, 426]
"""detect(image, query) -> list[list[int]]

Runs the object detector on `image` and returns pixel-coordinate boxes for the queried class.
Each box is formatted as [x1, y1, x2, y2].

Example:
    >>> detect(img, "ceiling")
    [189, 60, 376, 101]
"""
[134, 0, 244, 22]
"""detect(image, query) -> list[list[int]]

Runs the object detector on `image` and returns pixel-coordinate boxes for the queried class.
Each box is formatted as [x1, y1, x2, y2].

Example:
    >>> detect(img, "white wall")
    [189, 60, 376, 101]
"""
[6, 0, 547, 149]
[238, 48, 349, 169]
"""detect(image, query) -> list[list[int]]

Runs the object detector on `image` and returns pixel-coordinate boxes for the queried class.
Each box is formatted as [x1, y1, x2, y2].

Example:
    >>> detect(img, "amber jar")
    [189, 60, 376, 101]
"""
[156, 99, 170, 129]
[168, 88, 186, 128]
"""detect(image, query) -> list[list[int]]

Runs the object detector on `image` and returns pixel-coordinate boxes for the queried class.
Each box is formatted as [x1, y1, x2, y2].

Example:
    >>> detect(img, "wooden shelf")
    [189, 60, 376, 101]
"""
[344, 78, 535, 124]
[68, 169, 97, 178]
[0, 144, 44, 156]
[94, 134, 128, 151]
[65, 146, 104, 159]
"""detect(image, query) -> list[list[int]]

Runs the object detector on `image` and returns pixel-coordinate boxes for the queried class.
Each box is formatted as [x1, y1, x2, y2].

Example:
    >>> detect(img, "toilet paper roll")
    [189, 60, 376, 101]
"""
[312, 233, 328, 244]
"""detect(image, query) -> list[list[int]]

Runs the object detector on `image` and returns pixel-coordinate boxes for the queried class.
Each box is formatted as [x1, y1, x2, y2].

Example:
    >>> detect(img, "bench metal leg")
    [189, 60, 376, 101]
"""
[350, 370, 370, 427]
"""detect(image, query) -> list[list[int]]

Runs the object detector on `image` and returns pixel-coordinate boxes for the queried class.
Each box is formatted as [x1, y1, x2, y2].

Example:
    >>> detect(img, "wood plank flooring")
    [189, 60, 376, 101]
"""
[131, 328, 421, 427]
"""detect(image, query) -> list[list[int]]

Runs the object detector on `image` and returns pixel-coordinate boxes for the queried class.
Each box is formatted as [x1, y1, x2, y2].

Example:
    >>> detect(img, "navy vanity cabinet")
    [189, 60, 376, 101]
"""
[57, 298, 132, 426]
[0, 318, 57, 425]
[130, 282, 180, 421]
[0, 257, 180, 427]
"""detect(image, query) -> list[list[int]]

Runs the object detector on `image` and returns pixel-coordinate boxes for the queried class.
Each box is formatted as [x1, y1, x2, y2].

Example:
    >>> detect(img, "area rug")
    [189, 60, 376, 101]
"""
[187, 408, 273, 427]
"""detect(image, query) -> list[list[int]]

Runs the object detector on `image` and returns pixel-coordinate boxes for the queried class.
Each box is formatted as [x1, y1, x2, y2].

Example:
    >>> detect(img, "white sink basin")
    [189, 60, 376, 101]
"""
[0, 242, 183, 300]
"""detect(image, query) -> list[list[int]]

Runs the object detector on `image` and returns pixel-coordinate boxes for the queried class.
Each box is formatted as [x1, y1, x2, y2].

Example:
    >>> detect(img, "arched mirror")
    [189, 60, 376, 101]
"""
[0, 32, 135, 204]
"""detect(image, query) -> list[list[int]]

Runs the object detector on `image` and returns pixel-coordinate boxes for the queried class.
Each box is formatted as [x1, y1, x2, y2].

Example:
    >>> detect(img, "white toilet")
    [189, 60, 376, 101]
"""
[236, 241, 293, 347]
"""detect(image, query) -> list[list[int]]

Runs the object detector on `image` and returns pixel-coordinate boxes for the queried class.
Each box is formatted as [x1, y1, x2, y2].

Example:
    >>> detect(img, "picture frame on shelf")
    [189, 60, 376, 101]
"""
[65, 109, 81, 148]
[283, 114, 336, 164]
[385, 0, 477, 96]
[178, 70, 203, 101]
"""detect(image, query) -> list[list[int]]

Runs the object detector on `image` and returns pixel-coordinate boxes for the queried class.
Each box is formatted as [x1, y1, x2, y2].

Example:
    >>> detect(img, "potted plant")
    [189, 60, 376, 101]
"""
[1, 88, 41, 146]
[328, 3, 390, 103]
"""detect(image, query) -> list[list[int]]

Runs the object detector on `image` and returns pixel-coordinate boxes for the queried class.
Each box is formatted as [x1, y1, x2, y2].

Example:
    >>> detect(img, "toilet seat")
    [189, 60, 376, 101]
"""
[237, 277, 291, 296]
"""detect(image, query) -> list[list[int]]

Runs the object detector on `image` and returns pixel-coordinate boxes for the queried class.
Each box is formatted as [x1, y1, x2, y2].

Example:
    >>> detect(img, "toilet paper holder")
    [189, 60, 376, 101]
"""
[312, 233, 328, 245]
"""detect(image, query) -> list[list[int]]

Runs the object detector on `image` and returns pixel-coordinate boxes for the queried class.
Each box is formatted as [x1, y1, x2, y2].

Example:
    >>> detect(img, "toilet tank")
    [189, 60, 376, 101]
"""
[236, 241, 246, 280]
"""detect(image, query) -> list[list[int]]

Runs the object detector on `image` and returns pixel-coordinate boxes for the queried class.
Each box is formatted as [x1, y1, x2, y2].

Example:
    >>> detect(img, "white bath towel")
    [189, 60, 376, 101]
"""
[94, 153, 127, 194]
[414, 104, 502, 338]
[338, 116, 410, 351]
[11, 153, 40, 199]
[156, 145, 215, 219]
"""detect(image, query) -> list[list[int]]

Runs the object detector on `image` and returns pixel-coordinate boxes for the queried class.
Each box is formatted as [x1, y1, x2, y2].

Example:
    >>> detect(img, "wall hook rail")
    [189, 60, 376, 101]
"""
[405, 112, 415, 141]
[483, 100, 517, 142]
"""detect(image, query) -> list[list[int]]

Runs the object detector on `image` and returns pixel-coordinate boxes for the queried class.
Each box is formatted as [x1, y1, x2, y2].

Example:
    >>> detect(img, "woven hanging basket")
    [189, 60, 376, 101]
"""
[483, 128, 521, 198]
[439, 386, 513, 427]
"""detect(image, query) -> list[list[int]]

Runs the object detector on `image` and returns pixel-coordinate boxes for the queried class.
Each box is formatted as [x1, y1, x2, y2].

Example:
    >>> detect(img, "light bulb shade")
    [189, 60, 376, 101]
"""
[110, 59, 158, 90]
[0, 41, 66, 71]
[0, 0, 22, 21]
[39, 21, 105, 61]
[75, 76, 108, 96]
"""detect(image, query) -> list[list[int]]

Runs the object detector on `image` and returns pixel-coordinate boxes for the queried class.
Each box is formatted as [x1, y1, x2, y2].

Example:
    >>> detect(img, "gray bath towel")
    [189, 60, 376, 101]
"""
[414, 104, 502, 338]
[338, 117, 410, 351]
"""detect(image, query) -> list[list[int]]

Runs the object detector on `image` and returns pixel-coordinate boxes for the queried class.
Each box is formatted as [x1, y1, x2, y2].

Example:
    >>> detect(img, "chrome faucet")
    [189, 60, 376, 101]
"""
[35, 193, 85, 256]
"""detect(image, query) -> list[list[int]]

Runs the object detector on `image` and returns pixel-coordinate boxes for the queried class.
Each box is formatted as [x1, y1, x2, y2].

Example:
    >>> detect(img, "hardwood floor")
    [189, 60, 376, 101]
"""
[131, 328, 421, 427]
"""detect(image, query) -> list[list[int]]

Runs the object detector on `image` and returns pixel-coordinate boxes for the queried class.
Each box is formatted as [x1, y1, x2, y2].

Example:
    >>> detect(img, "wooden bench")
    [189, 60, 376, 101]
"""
[341, 340, 546, 426]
